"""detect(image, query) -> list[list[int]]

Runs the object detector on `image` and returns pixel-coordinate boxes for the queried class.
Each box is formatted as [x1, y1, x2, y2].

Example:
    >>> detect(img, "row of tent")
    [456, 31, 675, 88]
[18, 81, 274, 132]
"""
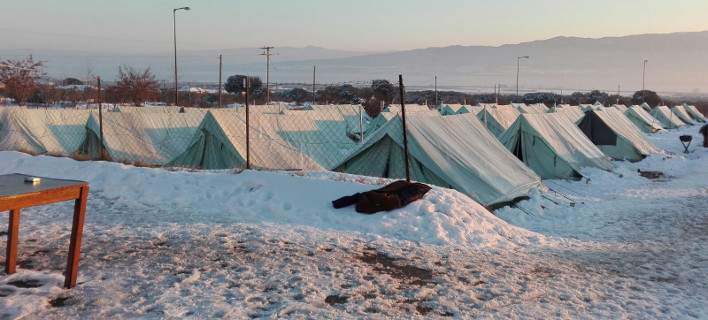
[0, 102, 704, 209]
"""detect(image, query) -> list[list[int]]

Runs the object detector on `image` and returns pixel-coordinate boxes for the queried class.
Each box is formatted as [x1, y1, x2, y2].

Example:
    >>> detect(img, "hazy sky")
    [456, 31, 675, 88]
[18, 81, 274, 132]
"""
[2, 0, 708, 52]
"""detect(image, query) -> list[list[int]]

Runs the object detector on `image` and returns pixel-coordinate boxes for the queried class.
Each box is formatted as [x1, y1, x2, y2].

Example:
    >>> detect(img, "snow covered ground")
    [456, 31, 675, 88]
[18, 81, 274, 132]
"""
[0, 126, 706, 319]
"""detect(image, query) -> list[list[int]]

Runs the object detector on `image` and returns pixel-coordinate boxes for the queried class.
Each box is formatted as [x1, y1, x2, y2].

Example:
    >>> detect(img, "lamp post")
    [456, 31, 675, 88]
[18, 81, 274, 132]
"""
[173, 6, 190, 107]
[516, 55, 529, 97]
[642, 59, 648, 91]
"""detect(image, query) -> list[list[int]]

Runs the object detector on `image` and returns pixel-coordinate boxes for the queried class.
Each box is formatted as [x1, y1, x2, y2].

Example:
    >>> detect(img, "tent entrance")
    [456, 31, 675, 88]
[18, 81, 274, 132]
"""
[578, 111, 617, 146]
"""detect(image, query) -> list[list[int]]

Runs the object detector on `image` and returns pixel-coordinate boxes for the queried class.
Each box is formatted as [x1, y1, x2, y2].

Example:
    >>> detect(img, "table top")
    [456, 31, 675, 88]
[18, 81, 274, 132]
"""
[0, 173, 87, 198]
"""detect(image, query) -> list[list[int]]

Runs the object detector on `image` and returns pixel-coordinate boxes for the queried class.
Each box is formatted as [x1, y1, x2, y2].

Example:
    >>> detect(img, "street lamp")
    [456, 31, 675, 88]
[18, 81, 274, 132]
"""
[642, 59, 648, 91]
[173, 6, 190, 107]
[516, 56, 530, 97]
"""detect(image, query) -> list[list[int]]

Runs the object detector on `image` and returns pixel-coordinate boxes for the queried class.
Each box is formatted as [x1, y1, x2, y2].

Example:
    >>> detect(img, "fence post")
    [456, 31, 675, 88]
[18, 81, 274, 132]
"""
[244, 77, 251, 169]
[398, 74, 411, 182]
[97, 76, 104, 160]
[358, 104, 364, 143]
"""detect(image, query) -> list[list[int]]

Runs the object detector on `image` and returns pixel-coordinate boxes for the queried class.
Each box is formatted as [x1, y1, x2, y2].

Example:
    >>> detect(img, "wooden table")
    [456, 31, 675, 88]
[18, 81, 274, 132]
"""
[0, 173, 89, 289]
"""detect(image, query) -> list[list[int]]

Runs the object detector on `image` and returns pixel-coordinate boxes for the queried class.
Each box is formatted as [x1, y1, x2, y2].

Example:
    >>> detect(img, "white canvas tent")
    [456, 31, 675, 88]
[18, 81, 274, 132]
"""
[0, 107, 91, 156]
[625, 105, 664, 133]
[499, 113, 614, 180]
[612, 104, 628, 112]
[79, 111, 204, 165]
[685, 105, 706, 122]
[516, 103, 548, 114]
[651, 106, 686, 129]
[549, 105, 585, 123]
[170, 110, 323, 170]
[335, 113, 542, 207]
[671, 105, 695, 125]
[476, 105, 521, 137]
[578, 108, 660, 161]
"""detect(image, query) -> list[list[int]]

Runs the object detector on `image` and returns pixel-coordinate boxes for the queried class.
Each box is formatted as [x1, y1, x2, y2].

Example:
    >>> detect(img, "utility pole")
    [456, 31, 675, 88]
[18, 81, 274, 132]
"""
[434, 75, 438, 107]
[642, 59, 648, 91]
[494, 84, 499, 104]
[516, 56, 530, 98]
[312, 65, 316, 105]
[617, 84, 621, 104]
[260, 46, 275, 104]
[173, 6, 190, 107]
[218, 54, 223, 108]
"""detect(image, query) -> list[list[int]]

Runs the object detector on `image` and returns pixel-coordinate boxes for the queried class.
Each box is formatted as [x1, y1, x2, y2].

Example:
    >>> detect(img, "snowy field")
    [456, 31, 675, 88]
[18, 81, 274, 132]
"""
[0, 126, 706, 319]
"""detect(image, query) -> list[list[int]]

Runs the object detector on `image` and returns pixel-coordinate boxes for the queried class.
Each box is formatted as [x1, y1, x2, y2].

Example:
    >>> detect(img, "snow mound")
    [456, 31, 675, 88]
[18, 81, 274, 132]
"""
[0, 151, 542, 248]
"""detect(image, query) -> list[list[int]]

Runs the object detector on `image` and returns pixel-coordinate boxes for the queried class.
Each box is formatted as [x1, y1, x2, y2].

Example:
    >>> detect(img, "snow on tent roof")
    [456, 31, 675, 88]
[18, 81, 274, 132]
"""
[80, 111, 204, 165]
[170, 110, 323, 171]
[612, 104, 628, 112]
[335, 113, 542, 207]
[651, 106, 686, 129]
[516, 103, 548, 114]
[670, 105, 695, 125]
[625, 105, 664, 133]
[685, 105, 706, 122]
[499, 113, 614, 180]
[476, 105, 521, 138]
[549, 105, 585, 124]
[0, 107, 91, 156]
[385, 104, 433, 114]
[252, 111, 366, 170]
[578, 108, 660, 161]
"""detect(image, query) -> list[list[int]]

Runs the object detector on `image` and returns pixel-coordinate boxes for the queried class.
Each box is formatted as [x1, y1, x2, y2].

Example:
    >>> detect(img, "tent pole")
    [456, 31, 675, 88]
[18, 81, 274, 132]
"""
[399, 75, 411, 182]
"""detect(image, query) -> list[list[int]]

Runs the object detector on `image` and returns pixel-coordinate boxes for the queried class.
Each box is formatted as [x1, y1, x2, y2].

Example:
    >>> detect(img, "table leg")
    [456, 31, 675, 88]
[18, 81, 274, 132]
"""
[64, 186, 88, 289]
[5, 208, 20, 274]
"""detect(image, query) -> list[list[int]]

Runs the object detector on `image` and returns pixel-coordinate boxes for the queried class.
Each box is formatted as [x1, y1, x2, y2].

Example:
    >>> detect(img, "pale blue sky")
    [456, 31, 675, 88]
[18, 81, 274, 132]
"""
[2, 0, 708, 52]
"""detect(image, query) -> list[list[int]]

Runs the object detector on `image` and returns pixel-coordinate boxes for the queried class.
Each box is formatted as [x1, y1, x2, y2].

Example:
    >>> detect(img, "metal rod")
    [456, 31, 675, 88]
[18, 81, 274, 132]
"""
[97, 76, 104, 159]
[244, 77, 251, 169]
[173, 9, 178, 107]
[434, 75, 438, 107]
[218, 54, 223, 108]
[398, 74, 411, 182]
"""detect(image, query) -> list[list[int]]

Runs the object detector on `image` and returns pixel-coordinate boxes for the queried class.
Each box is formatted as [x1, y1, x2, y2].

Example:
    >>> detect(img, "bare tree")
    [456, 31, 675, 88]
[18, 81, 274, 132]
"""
[0, 55, 44, 104]
[112, 66, 160, 106]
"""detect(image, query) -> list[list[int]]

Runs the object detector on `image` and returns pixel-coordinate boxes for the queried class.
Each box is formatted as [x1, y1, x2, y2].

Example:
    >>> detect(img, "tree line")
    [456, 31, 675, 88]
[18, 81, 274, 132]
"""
[0, 55, 703, 113]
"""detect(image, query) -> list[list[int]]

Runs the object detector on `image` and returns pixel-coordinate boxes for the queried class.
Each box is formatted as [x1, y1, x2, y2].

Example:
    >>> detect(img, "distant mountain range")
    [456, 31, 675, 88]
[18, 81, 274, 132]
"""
[2, 31, 707, 94]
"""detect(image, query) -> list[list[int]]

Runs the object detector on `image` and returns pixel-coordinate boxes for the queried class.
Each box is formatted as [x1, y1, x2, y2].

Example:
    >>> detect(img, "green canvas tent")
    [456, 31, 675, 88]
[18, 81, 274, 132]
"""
[671, 105, 695, 125]
[685, 105, 706, 122]
[625, 105, 664, 133]
[335, 113, 542, 207]
[578, 108, 660, 161]
[79, 111, 203, 165]
[476, 104, 521, 137]
[439, 104, 470, 115]
[651, 106, 686, 129]
[499, 113, 614, 180]
[170, 110, 323, 170]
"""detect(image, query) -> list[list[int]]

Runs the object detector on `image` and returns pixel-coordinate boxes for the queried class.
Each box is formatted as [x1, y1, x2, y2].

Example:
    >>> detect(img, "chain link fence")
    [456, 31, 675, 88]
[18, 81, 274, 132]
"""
[0, 99, 427, 176]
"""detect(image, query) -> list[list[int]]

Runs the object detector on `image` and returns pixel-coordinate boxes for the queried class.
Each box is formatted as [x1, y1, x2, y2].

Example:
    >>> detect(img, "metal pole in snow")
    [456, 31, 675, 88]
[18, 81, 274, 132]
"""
[399, 75, 411, 182]
[244, 77, 250, 169]
[97, 76, 104, 159]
